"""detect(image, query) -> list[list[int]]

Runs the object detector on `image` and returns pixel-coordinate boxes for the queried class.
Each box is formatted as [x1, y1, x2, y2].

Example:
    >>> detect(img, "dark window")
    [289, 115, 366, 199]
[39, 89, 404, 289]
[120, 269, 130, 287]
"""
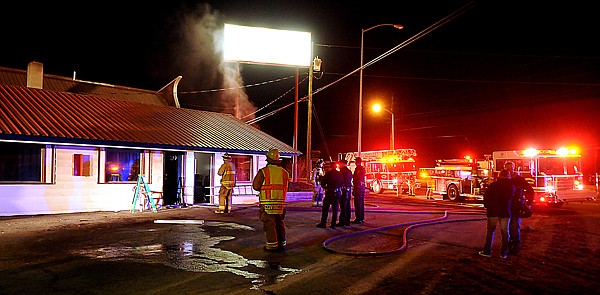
[105, 148, 140, 182]
[0, 142, 43, 182]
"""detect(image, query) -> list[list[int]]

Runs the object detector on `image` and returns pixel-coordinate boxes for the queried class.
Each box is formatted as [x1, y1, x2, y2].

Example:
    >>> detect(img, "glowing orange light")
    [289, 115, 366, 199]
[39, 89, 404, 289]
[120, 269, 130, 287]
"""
[372, 103, 382, 113]
[110, 165, 119, 172]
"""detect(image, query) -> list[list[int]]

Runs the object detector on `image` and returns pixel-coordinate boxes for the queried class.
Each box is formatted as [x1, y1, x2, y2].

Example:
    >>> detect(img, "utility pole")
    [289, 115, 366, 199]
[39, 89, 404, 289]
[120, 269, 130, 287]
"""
[293, 68, 299, 182]
[307, 60, 313, 180]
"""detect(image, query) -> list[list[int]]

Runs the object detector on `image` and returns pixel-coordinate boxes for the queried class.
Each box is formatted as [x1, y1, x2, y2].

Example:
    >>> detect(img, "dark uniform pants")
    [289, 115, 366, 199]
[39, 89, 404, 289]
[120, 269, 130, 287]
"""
[320, 189, 341, 227]
[353, 185, 365, 222]
[338, 187, 351, 225]
[259, 206, 286, 250]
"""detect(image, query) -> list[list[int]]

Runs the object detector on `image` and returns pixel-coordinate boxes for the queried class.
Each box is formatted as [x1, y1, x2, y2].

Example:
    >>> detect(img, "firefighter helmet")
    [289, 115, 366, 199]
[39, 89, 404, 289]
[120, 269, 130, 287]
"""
[266, 148, 281, 164]
[222, 152, 231, 160]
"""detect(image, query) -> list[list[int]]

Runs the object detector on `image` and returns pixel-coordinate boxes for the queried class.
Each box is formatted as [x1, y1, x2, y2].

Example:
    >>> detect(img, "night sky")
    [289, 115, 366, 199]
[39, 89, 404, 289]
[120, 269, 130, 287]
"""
[2, 0, 599, 174]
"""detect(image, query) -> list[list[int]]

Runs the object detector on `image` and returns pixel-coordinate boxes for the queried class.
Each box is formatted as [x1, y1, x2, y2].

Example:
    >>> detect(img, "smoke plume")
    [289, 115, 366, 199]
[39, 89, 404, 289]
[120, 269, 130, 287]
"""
[160, 2, 256, 122]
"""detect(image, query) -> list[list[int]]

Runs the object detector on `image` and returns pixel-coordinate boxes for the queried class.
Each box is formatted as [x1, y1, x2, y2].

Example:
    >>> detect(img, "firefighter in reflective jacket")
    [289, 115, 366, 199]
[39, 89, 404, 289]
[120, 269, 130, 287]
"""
[216, 153, 236, 213]
[252, 148, 290, 252]
[311, 159, 325, 206]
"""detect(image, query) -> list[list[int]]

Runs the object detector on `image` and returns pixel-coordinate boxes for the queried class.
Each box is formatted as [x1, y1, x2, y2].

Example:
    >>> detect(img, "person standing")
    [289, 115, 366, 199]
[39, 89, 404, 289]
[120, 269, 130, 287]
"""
[311, 159, 325, 207]
[252, 148, 289, 252]
[316, 162, 343, 229]
[352, 157, 366, 224]
[479, 169, 515, 259]
[504, 161, 535, 255]
[216, 153, 236, 214]
[407, 174, 417, 196]
[337, 159, 353, 227]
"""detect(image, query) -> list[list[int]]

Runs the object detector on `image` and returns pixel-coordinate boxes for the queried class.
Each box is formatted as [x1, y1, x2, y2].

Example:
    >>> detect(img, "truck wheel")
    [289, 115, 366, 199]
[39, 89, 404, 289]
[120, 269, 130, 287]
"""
[372, 181, 384, 194]
[447, 184, 460, 201]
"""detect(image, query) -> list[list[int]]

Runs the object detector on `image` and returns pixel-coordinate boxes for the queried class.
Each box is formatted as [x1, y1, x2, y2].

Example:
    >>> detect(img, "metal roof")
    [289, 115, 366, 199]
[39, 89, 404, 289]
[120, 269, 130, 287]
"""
[0, 84, 300, 156]
[0, 66, 168, 106]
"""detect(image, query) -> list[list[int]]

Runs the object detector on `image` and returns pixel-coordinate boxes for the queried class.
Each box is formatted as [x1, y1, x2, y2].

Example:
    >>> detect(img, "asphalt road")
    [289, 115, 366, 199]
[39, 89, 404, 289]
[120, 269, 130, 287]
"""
[0, 189, 598, 294]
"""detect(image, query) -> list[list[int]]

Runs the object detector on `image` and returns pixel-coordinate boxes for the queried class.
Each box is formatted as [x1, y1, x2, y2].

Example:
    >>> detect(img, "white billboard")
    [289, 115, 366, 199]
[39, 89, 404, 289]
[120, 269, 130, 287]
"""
[223, 24, 312, 67]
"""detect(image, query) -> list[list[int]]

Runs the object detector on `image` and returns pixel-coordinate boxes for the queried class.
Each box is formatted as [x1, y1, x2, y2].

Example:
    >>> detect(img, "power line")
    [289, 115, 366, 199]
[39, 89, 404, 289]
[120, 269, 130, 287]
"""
[178, 75, 297, 94]
[244, 1, 477, 125]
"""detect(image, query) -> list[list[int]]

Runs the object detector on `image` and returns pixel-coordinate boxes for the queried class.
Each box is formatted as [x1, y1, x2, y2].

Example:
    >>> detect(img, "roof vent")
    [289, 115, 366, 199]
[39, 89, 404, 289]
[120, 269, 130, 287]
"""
[26, 61, 44, 89]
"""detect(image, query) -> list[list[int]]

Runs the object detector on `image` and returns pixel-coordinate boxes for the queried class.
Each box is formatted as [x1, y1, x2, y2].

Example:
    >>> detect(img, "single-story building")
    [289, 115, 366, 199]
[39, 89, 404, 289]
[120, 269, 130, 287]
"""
[0, 62, 303, 216]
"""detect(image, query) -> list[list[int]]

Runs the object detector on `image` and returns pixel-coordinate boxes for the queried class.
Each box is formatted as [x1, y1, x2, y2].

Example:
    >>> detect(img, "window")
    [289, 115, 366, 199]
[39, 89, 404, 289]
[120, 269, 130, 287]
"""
[105, 148, 141, 182]
[73, 154, 92, 176]
[231, 154, 252, 182]
[0, 142, 43, 182]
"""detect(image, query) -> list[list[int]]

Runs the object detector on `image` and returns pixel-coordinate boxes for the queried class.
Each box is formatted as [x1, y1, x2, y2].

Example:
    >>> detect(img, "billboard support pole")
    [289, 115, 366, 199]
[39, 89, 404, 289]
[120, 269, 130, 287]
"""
[307, 51, 314, 181]
[293, 68, 299, 182]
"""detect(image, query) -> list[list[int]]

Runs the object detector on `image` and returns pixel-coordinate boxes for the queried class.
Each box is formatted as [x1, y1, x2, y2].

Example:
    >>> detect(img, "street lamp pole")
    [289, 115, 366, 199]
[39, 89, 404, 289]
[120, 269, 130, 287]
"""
[358, 24, 403, 157]
[372, 103, 396, 151]
[390, 110, 395, 150]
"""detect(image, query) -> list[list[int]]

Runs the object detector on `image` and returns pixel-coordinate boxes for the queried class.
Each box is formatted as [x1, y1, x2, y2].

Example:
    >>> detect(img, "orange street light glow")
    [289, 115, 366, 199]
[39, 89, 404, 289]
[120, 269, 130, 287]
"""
[372, 103, 382, 113]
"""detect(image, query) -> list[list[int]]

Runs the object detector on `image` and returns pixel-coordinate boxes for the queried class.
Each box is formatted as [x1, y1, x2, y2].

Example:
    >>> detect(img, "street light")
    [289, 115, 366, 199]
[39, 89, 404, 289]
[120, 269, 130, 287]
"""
[372, 103, 395, 150]
[307, 55, 322, 180]
[358, 24, 403, 157]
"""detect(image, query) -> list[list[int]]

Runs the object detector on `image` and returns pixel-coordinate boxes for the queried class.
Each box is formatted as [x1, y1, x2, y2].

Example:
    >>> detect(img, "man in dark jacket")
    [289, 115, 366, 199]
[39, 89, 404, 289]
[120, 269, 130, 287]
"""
[337, 160, 353, 227]
[352, 157, 366, 224]
[480, 169, 516, 259]
[317, 164, 343, 229]
[504, 161, 535, 255]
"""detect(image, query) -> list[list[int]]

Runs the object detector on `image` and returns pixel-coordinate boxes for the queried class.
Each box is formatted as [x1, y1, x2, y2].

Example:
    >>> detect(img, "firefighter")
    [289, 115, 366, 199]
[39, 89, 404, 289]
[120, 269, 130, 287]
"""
[252, 148, 289, 252]
[337, 159, 353, 227]
[316, 162, 343, 229]
[504, 161, 535, 255]
[408, 175, 417, 196]
[216, 153, 236, 213]
[352, 157, 366, 224]
[311, 159, 325, 206]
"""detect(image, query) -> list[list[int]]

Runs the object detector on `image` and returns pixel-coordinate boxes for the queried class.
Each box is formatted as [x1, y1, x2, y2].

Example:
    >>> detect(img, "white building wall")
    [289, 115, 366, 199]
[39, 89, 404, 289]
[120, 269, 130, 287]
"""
[0, 144, 285, 216]
[183, 151, 195, 204]
[0, 146, 165, 216]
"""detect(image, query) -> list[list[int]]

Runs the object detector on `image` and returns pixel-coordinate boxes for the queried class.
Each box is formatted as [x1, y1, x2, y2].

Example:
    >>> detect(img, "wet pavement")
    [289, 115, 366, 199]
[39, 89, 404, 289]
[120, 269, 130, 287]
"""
[1, 189, 598, 294]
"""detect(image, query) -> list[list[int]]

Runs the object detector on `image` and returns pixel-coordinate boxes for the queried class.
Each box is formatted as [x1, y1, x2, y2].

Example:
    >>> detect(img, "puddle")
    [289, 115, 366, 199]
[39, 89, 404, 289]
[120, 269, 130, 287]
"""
[70, 221, 302, 290]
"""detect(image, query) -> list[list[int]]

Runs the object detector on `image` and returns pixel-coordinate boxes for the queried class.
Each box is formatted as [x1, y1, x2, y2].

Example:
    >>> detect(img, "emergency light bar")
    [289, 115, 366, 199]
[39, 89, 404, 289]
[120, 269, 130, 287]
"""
[522, 147, 580, 157]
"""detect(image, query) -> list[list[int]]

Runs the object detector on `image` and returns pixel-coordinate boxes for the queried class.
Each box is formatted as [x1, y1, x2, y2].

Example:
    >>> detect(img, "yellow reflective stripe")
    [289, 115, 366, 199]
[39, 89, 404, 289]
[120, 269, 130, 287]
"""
[259, 166, 287, 203]
[263, 184, 286, 189]
[263, 168, 272, 199]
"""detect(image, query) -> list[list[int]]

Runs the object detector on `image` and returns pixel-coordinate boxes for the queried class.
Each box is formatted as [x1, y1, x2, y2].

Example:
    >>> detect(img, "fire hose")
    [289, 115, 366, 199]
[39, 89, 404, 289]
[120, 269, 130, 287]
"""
[322, 209, 486, 256]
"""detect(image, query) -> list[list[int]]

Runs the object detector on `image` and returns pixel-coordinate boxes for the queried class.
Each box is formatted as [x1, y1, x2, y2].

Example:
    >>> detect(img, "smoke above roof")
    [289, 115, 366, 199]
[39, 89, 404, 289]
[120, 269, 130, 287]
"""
[159, 2, 256, 123]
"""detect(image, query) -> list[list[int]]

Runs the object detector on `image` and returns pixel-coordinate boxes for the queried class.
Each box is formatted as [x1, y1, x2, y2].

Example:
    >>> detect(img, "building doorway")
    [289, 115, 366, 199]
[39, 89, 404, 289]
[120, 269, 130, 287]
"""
[163, 151, 184, 205]
[194, 152, 213, 203]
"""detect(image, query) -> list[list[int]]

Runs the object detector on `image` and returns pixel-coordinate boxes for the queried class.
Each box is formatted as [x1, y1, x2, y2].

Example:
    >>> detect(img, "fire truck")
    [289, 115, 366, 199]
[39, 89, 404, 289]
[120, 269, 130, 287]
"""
[492, 148, 585, 207]
[419, 156, 494, 201]
[341, 149, 419, 194]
